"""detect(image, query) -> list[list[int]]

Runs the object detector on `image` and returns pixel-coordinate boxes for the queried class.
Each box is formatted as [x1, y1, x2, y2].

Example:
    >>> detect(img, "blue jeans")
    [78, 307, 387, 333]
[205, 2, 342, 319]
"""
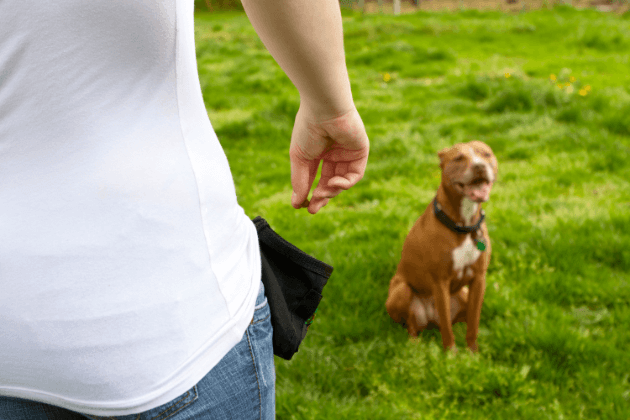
[0, 280, 275, 420]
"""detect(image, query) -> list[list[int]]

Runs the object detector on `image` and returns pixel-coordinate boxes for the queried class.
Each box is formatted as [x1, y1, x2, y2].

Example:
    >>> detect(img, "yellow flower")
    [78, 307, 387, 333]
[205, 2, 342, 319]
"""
[569, 76, 576, 83]
[557, 83, 563, 89]
[383, 73, 391, 83]
[505, 72, 511, 78]
[566, 85, 574, 94]
[585, 85, 591, 92]
[550, 74, 557, 81]
[579, 89, 588, 96]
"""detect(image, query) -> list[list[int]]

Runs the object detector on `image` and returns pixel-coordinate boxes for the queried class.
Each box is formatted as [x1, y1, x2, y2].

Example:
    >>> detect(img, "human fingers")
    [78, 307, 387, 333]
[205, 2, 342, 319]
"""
[307, 197, 330, 214]
[310, 161, 345, 201]
[290, 149, 319, 209]
[327, 156, 368, 190]
[307, 162, 360, 214]
[311, 154, 367, 200]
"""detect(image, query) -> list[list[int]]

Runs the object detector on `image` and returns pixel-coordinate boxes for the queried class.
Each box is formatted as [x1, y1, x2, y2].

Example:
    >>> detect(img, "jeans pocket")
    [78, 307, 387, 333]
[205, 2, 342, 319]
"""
[144, 385, 198, 420]
[251, 280, 270, 326]
[246, 286, 275, 418]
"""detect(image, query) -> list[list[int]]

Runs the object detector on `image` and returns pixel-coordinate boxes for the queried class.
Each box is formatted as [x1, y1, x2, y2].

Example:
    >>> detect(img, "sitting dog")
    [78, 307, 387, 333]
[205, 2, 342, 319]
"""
[386, 141, 498, 353]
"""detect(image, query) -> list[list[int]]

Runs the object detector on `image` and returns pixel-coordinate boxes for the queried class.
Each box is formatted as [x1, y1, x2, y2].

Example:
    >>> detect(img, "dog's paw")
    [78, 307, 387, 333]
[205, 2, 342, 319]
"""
[445, 345, 458, 355]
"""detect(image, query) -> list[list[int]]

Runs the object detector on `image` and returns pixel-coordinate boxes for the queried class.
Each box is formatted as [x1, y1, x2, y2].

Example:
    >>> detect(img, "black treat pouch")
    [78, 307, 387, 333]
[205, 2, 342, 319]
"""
[252, 216, 333, 360]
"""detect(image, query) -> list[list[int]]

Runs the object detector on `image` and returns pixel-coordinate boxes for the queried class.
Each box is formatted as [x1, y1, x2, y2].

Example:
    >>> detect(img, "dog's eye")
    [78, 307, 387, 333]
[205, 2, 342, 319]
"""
[454, 155, 465, 162]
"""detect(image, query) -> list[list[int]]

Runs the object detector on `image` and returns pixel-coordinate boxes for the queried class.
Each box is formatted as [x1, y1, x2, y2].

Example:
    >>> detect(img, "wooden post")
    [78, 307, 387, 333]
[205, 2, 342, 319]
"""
[394, 0, 401, 14]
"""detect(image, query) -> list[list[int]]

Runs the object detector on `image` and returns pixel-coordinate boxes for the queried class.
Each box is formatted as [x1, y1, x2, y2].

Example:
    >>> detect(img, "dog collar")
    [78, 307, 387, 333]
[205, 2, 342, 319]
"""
[433, 197, 485, 235]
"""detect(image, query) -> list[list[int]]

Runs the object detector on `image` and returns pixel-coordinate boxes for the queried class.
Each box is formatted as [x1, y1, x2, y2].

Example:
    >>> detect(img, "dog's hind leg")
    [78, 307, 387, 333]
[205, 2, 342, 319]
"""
[386, 278, 422, 336]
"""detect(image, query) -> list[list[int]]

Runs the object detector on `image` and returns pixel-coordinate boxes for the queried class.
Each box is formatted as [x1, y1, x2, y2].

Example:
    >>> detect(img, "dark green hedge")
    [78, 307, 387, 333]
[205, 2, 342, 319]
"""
[194, 0, 244, 11]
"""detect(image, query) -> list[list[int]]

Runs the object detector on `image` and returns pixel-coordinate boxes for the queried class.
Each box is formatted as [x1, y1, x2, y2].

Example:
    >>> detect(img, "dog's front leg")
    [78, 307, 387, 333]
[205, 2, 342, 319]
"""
[433, 281, 456, 351]
[465, 274, 486, 353]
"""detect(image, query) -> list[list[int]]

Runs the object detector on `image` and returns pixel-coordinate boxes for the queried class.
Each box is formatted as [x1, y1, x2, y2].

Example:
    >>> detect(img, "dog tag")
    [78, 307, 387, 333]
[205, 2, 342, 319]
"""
[476, 239, 486, 251]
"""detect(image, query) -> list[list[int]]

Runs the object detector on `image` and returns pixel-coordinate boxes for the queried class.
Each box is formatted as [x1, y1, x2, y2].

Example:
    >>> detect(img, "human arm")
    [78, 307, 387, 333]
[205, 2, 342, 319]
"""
[241, 0, 369, 213]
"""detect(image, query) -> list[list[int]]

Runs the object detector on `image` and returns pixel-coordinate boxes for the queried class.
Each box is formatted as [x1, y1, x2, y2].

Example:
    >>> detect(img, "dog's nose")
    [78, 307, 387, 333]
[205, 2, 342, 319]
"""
[470, 162, 490, 180]
[472, 162, 487, 172]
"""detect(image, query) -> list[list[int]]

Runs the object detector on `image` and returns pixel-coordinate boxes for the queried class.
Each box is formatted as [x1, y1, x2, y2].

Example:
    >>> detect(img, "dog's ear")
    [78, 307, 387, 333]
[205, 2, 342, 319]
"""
[437, 147, 450, 169]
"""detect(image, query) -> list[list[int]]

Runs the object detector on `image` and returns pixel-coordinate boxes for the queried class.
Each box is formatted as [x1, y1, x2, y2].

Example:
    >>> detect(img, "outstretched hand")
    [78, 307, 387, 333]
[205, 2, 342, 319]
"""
[290, 104, 369, 214]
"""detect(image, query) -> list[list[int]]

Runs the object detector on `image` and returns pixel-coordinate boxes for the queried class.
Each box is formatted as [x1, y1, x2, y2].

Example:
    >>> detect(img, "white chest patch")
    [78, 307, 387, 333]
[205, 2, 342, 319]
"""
[452, 234, 481, 277]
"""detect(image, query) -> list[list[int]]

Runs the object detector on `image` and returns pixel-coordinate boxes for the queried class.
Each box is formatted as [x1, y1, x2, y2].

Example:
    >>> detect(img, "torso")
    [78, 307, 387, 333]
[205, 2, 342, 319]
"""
[400, 207, 491, 297]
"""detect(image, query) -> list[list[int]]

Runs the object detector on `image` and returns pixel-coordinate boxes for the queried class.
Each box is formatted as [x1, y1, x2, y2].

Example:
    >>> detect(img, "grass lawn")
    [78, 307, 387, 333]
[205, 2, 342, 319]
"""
[194, 5, 630, 419]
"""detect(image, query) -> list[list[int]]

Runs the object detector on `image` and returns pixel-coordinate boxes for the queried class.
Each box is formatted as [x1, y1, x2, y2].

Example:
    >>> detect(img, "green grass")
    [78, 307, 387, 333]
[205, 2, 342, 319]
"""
[194, 5, 630, 419]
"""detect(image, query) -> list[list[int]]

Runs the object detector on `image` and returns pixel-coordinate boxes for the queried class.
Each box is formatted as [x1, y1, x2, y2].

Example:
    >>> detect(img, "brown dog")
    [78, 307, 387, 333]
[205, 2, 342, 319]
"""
[386, 141, 498, 353]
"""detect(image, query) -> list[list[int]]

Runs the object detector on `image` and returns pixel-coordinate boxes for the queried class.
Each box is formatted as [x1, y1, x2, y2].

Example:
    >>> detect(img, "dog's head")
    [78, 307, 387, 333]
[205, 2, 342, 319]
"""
[438, 141, 498, 203]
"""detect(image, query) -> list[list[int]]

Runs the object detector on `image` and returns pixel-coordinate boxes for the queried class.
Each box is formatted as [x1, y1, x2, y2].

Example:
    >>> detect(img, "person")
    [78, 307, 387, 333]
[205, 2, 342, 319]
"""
[0, 0, 369, 419]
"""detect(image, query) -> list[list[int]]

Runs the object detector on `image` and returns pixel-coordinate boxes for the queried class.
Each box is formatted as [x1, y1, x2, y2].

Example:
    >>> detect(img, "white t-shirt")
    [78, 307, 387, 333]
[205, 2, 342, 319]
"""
[0, 0, 261, 416]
